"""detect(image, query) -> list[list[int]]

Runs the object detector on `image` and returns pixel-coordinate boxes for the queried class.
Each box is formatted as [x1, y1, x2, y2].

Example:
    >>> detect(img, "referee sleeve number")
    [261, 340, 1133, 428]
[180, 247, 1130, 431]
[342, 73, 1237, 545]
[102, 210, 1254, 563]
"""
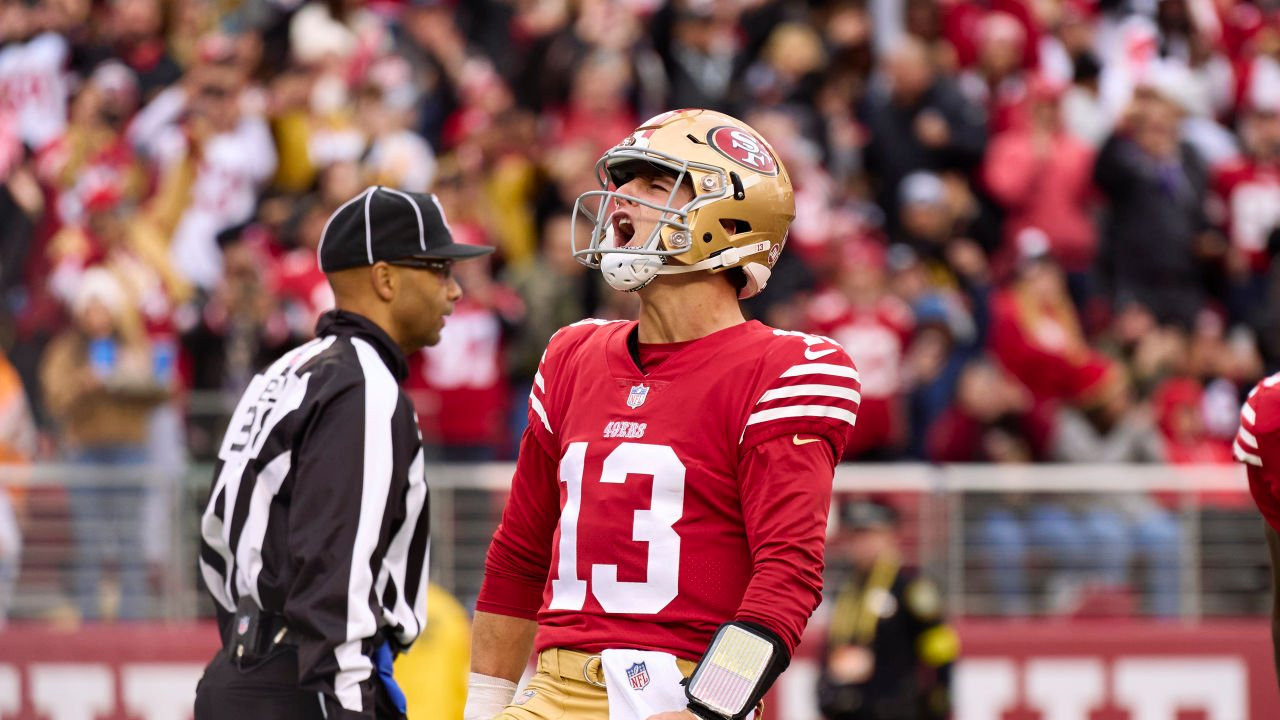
[549, 442, 685, 614]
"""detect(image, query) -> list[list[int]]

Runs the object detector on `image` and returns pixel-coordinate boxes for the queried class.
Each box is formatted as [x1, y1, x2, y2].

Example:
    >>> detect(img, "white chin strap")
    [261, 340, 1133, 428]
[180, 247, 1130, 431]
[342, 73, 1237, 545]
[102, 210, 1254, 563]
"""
[599, 241, 773, 298]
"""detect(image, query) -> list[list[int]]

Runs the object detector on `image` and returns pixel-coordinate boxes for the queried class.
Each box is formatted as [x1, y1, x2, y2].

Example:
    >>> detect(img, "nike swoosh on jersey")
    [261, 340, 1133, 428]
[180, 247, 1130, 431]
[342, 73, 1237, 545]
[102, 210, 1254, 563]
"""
[803, 347, 837, 360]
[793, 434, 822, 446]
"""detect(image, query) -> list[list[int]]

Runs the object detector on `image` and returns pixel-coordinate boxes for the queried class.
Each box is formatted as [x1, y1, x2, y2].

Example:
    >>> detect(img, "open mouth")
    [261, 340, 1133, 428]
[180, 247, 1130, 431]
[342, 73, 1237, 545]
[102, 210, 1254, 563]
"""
[609, 211, 637, 247]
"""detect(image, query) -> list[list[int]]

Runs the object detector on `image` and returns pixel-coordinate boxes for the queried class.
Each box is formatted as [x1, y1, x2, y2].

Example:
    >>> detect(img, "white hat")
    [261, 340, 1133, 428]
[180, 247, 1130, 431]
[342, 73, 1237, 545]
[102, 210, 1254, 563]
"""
[72, 267, 126, 319]
[899, 171, 946, 207]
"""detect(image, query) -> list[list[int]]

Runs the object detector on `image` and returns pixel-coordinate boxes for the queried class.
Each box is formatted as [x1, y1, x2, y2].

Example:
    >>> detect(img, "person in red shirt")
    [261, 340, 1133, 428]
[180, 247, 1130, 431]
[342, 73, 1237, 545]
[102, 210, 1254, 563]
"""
[806, 239, 914, 459]
[982, 78, 1098, 291]
[464, 110, 861, 720]
[1235, 371, 1280, 688]
[1213, 78, 1280, 325]
[988, 229, 1116, 406]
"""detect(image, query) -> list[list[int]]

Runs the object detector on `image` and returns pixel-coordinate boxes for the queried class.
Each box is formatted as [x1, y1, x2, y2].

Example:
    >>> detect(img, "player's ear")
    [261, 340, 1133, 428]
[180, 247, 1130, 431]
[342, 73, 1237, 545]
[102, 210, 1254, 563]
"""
[370, 262, 397, 303]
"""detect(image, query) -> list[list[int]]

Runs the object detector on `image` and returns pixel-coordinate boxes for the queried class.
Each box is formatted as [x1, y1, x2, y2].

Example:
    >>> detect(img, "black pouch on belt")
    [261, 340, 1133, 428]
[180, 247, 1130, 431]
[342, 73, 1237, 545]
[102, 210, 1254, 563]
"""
[227, 596, 289, 666]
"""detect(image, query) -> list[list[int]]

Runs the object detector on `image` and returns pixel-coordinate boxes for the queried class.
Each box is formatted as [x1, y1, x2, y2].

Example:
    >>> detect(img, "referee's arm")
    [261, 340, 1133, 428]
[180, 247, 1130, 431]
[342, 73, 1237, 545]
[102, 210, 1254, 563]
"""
[284, 379, 395, 719]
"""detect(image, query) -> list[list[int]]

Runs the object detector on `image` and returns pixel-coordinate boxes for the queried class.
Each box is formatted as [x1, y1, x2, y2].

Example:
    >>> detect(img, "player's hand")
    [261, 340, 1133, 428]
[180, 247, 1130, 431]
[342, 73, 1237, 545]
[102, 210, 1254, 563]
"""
[645, 711, 697, 720]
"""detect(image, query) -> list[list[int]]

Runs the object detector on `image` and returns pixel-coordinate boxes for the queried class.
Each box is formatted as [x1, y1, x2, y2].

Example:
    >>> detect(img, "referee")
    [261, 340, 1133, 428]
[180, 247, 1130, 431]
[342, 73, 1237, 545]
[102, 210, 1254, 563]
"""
[195, 186, 493, 720]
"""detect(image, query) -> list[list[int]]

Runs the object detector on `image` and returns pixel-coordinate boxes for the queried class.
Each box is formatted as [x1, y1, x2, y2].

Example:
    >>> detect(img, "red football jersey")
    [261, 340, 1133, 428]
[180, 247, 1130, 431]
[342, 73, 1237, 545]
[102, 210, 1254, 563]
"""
[1213, 159, 1280, 271]
[1236, 373, 1280, 532]
[476, 319, 861, 660]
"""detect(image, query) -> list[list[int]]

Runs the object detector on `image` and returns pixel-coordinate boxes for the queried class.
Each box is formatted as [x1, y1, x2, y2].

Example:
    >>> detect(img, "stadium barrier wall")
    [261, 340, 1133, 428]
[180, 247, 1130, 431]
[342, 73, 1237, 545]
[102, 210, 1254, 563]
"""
[0, 620, 1276, 719]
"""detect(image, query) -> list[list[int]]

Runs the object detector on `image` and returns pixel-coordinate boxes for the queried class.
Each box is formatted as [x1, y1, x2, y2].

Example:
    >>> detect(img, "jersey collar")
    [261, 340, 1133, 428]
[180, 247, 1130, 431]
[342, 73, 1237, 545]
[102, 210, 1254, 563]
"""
[315, 309, 409, 382]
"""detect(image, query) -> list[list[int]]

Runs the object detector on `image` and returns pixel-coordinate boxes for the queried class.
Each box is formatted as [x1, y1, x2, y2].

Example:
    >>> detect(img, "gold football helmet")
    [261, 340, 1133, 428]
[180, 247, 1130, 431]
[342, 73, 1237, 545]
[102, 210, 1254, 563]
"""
[571, 109, 796, 298]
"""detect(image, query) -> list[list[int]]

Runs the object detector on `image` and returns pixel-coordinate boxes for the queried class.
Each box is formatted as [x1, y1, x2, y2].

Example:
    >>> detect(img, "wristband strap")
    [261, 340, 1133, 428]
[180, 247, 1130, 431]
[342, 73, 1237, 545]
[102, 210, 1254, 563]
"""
[463, 672, 517, 720]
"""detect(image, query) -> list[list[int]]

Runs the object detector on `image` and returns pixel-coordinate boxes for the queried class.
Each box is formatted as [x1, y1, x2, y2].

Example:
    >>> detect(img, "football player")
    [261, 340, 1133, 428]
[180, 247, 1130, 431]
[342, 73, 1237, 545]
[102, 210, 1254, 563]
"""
[1236, 372, 1280, 689]
[463, 109, 862, 720]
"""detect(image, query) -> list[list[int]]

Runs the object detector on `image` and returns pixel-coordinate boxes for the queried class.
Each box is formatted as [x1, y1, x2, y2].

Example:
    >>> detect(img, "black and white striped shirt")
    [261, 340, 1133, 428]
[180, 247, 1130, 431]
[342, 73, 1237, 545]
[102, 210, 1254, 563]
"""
[199, 310, 430, 717]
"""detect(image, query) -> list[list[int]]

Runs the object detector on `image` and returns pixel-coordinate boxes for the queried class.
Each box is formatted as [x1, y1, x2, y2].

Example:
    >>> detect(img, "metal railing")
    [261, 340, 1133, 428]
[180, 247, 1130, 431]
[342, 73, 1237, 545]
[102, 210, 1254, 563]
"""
[0, 462, 1265, 623]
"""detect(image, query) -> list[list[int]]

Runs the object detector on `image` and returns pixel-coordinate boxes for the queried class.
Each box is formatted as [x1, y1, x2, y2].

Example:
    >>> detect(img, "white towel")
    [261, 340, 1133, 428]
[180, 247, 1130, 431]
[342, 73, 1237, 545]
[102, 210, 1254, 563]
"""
[601, 649, 688, 720]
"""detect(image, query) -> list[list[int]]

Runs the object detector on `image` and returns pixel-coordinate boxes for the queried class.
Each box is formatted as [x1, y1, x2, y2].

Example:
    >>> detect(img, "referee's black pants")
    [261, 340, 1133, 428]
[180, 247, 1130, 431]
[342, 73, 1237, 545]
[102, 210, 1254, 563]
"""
[194, 647, 326, 720]
[195, 646, 404, 720]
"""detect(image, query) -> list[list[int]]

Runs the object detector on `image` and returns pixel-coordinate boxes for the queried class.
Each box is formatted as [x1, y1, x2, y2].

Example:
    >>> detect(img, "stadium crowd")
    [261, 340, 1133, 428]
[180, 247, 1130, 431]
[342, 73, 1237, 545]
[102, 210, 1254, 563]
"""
[1, 0, 1279, 621]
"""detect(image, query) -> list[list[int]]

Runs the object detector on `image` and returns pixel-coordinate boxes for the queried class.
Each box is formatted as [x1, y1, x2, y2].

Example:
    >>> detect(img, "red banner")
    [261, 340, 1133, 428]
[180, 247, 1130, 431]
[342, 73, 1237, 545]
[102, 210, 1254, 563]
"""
[0, 620, 1277, 719]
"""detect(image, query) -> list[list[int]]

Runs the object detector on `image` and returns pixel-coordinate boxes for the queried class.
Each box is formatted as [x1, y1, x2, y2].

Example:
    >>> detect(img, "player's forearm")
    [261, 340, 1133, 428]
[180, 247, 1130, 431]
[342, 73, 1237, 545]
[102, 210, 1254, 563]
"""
[470, 610, 537, 682]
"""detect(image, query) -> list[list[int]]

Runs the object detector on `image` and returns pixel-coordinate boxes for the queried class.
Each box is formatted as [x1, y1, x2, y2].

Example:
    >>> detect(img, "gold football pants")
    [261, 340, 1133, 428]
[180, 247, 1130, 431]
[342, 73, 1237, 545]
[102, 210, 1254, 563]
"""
[493, 648, 698, 720]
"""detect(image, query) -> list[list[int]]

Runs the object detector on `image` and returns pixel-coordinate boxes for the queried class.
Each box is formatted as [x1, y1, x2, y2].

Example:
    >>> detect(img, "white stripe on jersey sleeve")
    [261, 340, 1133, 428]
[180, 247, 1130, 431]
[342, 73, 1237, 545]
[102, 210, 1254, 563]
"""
[1243, 402, 1257, 426]
[1239, 426, 1259, 450]
[780, 363, 861, 381]
[1236, 440, 1263, 467]
[746, 404, 859, 429]
[530, 392, 553, 434]
[758, 383, 862, 405]
[535, 371, 545, 393]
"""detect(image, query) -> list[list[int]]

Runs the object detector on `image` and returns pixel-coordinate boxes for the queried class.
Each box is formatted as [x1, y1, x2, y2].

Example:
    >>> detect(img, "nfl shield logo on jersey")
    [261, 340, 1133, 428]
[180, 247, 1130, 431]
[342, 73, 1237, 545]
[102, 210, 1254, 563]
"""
[627, 384, 650, 409]
[626, 662, 650, 690]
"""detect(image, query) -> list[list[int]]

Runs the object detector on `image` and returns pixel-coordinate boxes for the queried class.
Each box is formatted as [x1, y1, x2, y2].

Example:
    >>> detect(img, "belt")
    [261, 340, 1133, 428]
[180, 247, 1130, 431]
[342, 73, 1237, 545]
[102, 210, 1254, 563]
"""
[538, 648, 608, 687]
[536, 648, 699, 689]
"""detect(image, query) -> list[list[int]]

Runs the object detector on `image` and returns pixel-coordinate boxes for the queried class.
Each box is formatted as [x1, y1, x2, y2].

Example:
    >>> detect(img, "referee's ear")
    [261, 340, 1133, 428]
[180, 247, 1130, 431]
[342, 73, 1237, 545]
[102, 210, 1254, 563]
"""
[369, 261, 397, 303]
[326, 264, 396, 309]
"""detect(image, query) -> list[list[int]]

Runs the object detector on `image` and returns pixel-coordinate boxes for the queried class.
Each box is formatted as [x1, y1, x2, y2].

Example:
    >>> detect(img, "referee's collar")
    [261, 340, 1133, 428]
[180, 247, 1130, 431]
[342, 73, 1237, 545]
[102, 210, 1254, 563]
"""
[316, 310, 409, 382]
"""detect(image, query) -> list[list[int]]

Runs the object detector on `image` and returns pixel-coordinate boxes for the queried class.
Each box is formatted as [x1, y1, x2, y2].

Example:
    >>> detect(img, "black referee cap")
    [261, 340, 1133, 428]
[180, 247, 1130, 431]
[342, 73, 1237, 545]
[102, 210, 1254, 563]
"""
[841, 499, 899, 530]
[317, 186, 494, 273]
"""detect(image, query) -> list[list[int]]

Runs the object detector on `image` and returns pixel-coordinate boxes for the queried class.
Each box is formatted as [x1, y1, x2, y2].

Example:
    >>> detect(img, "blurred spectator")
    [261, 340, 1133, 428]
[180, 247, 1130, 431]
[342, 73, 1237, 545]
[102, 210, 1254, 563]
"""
[1153, 376, 1233, 464]
[926, 357, 1053, 463]
[273, 195, 337, 338]
[129, 37, 277, 290]
[36, 61, 146, 228]
[178, 227, 295, 397]
[957, 11, 1031, 135]
[82, 0, 182, 102]
[407, 236, 521, 461]
[988, 231, 1115, 406]
[862, 37, 987, 230]
[654, 2, 742, 111]
[502, 213, 602, 450]
[1060, 51, 1110, 147]
[818, 499, 956, 720]
[1048, 369, 1182, 617]
[807, 239, 914, 460]
[1093, 80, 1218, 328]
[0, 2, 71, 151]
[902, 296, 975, 459]
[39, 268, 170, 620]
[360, 56, 436, 193]
[547, 49, 639, 157]
[0, 348, 37, 627]
[982, 79, 1098, 303]
[1050, 368, 1166, 464]
[1213, 73, 1280, 328]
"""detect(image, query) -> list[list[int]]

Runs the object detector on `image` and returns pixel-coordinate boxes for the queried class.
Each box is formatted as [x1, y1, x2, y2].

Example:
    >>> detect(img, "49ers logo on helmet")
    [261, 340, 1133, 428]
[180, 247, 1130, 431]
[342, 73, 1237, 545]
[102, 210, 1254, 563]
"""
[706, 126, 778, 176]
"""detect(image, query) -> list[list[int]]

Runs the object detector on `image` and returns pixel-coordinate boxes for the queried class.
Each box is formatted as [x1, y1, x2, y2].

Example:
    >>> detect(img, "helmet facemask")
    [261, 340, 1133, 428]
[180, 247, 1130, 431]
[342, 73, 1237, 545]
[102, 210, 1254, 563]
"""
[571, 145, 731, 292]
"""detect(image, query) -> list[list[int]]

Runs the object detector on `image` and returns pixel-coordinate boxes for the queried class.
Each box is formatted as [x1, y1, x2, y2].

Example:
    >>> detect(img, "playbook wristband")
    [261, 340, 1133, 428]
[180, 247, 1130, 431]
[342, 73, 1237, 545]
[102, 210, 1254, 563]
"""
[685, 621, 790, 720]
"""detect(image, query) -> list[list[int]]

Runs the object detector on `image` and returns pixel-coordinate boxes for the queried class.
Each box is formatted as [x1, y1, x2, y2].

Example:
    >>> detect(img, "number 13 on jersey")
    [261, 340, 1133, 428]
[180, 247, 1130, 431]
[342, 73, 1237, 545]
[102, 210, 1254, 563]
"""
[549, 442, 687, 615]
